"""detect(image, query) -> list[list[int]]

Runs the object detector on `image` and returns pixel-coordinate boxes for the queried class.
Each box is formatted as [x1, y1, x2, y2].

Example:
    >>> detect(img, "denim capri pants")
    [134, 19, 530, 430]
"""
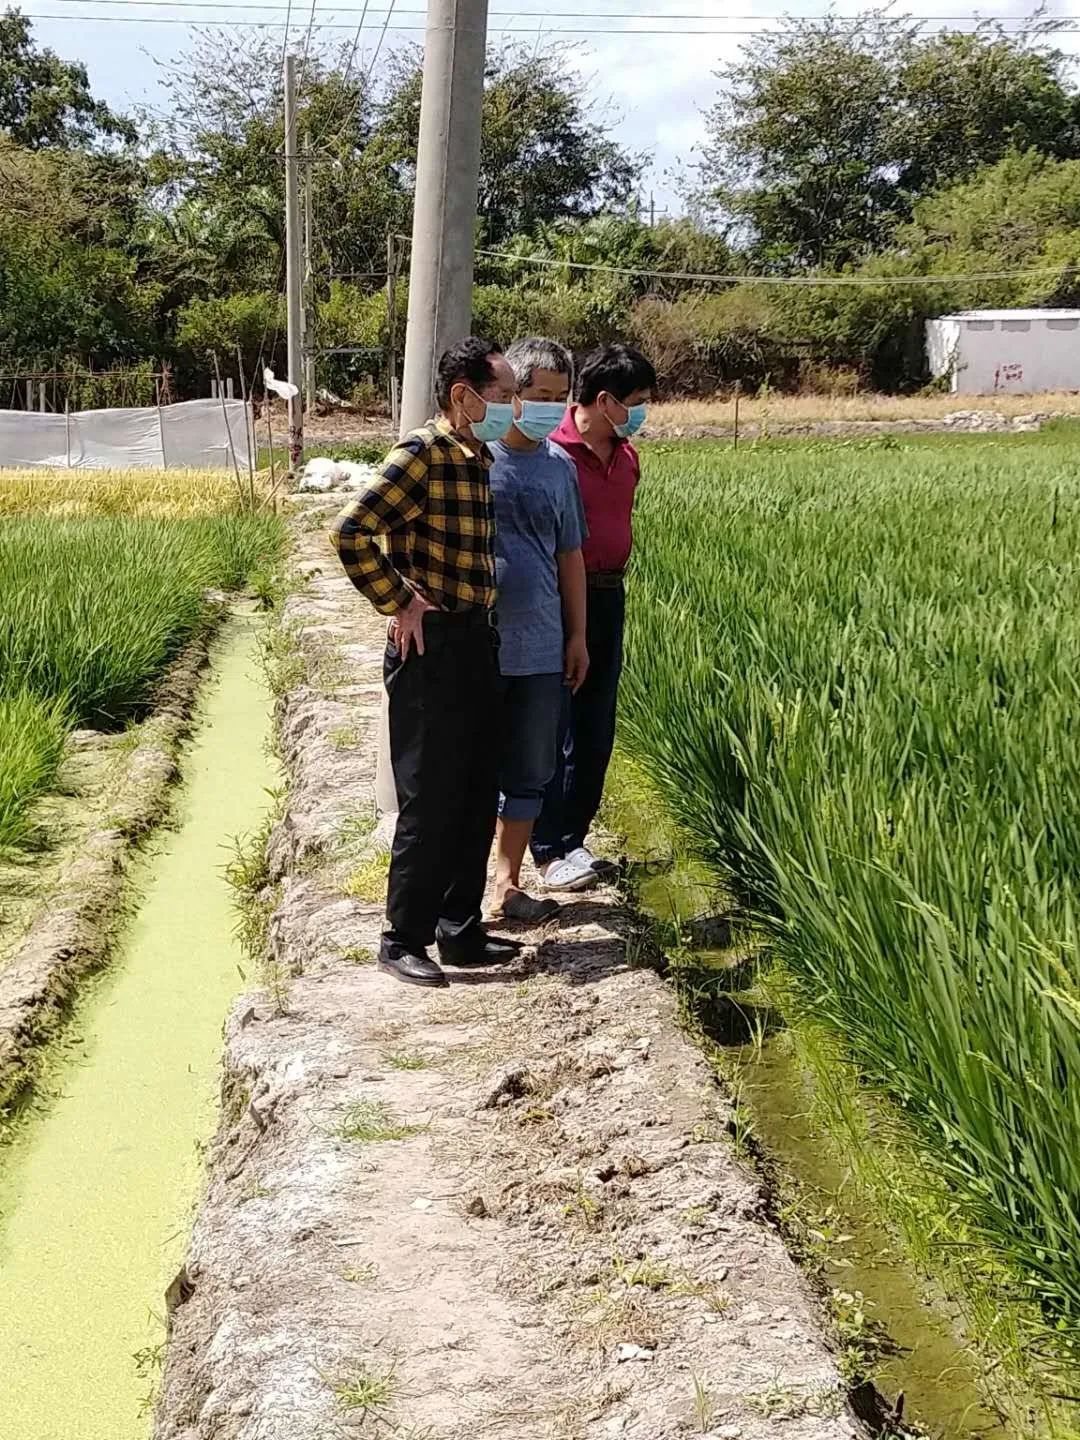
[499, 672, 566, 821]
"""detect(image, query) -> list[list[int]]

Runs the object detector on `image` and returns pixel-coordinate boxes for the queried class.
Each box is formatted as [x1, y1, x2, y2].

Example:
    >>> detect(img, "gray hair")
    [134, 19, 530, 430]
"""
[505, 336, 574, 392]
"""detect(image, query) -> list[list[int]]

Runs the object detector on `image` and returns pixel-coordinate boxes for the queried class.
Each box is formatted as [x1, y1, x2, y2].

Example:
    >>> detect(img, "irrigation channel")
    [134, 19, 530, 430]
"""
[0, 615, 275, 1440]
[630, 846, 1008, 1440]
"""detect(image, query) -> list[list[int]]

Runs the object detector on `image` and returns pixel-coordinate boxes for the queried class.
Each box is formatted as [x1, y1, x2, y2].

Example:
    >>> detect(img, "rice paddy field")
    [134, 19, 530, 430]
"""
[0, 466, 264, 518]
[623, 433, 1080, 1362]
[0, 470, 282, 851]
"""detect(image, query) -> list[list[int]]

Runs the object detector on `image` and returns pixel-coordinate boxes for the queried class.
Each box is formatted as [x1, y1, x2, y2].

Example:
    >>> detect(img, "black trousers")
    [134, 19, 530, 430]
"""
[384, 611, 501, 951]
[531, 581, 625, 865]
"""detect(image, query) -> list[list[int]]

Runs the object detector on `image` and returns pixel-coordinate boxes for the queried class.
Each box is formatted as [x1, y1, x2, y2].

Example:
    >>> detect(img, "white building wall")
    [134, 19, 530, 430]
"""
[926, 313, 1080, 395]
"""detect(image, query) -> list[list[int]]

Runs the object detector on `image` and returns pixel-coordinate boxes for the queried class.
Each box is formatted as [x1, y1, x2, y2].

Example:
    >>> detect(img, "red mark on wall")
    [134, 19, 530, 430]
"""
[994, 362, 1024, 388]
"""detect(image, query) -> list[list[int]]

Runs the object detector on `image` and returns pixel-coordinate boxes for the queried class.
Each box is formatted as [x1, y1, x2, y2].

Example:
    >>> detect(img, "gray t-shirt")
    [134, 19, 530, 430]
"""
[490, 437, 587, 676]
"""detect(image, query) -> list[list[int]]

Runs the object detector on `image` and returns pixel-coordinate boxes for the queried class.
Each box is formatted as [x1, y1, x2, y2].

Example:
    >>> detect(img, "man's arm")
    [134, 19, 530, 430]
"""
[557, 547, 588, 692]
[329, 437, 429, 616]
[554, 450, 590, 692]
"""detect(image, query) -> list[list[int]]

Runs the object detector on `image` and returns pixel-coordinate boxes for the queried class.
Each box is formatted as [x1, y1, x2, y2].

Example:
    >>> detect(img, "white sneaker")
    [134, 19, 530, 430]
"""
[566, 845, 617, 877]
[538, 855, 599, 892]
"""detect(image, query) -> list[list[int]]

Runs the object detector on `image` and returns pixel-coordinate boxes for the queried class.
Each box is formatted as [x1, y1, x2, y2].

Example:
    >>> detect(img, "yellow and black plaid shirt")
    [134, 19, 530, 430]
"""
[329, 418, 497, 615]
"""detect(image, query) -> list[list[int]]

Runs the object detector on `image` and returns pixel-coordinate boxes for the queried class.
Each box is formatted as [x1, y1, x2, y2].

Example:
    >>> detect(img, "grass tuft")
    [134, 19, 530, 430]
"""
[343, 850, 391, 902]
[342, 1261, 379, 1284]
[321, 1360, 397, 1416]
[383, 1050, 429, 1072]
[336, 1099, 425, 1143]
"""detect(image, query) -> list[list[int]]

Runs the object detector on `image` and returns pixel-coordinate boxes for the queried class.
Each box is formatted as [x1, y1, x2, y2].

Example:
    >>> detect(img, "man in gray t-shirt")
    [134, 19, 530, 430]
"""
[489, 337, 588, 922]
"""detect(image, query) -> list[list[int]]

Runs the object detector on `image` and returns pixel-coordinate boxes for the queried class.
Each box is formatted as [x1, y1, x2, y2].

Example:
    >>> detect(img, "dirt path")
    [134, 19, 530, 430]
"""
[154, 495, 864, 1440]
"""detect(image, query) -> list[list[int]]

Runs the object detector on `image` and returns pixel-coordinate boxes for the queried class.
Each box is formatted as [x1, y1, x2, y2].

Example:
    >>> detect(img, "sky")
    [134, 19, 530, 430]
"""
[21, 0, 1073, 214]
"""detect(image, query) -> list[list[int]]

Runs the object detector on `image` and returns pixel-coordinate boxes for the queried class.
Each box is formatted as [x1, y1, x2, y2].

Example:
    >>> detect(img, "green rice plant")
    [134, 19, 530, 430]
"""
[620, 438, 1080, 1341]
[0, 691, 69, 850]
[0, 512, 283, 849]
[0, 515, 283, 725]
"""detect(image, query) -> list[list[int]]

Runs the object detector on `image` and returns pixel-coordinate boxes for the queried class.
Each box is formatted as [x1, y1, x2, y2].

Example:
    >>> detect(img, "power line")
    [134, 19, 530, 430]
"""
[21, 9, 1073, 29]
[339, 0, 373, 87]
[441, 239, 1080, 287]
[297, 0, 321, 88]
[23, 0, 1072, 15]
[364, 0, 397, 74]
[301, 0, 372, 161]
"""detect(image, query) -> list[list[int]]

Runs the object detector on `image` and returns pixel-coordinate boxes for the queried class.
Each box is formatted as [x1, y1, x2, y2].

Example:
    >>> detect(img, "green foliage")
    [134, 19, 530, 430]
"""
[0, 9, 134, 148]
[622, 439, 1080, 1332]
[378, 43, 642, 246]
[695, 11, 1080, 268]
[897, 148, 1080, 304]
[67, 361, 158, 410]
[0, 512, 283, 847]
[176, 291, 285, 377]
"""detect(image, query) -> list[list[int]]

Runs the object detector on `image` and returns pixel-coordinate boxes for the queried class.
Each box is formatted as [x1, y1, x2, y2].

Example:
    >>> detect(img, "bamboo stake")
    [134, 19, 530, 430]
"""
[213, 351, 247, 506]
[264, 395, 277, 513]
[235, 342, 256, 508]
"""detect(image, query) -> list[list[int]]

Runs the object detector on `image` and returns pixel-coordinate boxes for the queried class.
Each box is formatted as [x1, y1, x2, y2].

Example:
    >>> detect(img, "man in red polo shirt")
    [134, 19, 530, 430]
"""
[531, 343, 657, 890]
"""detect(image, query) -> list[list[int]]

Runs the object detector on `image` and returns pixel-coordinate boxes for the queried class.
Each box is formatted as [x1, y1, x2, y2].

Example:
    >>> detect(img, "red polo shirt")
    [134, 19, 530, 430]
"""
[551, 407, 640, 573]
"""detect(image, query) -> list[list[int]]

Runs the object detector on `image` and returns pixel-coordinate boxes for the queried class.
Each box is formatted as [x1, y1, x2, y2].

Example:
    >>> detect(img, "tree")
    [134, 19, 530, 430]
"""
[896, 148, 1080, 303]
[890, 29, 1077, 200]
[0, 8, 134, 148]
[175, 290, 284, 383]
[377, 43, 644, 244]
[696, 16, 896, 269]
[149, 29, 409, 289]
[694, 10, 1080, 270]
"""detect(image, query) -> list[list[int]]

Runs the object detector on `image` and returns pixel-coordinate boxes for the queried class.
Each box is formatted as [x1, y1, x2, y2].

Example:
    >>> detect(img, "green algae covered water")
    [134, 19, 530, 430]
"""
[0, 617, 274, 1440]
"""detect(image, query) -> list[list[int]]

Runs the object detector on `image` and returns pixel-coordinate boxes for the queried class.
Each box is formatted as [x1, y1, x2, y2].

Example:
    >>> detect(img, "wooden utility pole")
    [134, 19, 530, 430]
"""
[283, 53, 304, 470]
[399, 0, 490, 432]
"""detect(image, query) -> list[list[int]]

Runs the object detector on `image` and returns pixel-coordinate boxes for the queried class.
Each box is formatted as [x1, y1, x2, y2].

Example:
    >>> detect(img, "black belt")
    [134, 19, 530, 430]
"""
[587, 570, 625, 589]
[425, 606, 498, 628]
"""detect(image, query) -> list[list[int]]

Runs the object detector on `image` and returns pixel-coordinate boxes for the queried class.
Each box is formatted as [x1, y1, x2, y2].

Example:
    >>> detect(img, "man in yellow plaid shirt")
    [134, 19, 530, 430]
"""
[331, 338, 521, 988]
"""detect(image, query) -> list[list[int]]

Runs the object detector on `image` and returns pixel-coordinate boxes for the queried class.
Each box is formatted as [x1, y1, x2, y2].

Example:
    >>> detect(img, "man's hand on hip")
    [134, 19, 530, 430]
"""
[390, 592, 439, 659]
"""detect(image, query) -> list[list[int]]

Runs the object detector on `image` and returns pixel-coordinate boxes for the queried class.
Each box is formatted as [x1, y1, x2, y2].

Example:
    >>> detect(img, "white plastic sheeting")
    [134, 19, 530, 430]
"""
[0, 398, 254, 470]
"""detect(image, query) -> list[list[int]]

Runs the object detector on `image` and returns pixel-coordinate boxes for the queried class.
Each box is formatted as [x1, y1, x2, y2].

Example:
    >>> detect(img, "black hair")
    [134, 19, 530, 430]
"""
[435, 337, 503, 410]
[576, 344, 657, 405]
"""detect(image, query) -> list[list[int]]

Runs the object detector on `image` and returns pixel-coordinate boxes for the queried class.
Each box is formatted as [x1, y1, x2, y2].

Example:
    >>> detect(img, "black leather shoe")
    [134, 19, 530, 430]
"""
[435, 923, 523, 967]
[378, 936, 449, 988]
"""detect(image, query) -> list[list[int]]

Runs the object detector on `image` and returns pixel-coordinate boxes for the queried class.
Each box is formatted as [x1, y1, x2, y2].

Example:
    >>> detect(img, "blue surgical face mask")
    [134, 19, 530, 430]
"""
[612, 400, 647, 439]
[515, 400, 566, 442]
[466, 388, 514, 443]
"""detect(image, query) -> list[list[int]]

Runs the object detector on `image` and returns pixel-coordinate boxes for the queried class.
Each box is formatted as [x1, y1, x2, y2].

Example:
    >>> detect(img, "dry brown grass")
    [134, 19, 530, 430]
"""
[649, 389, 1080, 430]
[0, 466, 267, 517]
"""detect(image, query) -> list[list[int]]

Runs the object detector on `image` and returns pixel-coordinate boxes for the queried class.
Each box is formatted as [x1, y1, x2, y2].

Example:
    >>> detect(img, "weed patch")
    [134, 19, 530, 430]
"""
[336, 1099, 425, 1143]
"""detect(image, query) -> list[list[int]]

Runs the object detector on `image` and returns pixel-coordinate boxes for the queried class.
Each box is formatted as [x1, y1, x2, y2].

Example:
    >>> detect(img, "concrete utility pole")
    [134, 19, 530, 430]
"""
[386, 231, 400, 433]
[283, 52, 304, 469]
[302, 136, 317, 412]
[399, 0, 490, 434]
